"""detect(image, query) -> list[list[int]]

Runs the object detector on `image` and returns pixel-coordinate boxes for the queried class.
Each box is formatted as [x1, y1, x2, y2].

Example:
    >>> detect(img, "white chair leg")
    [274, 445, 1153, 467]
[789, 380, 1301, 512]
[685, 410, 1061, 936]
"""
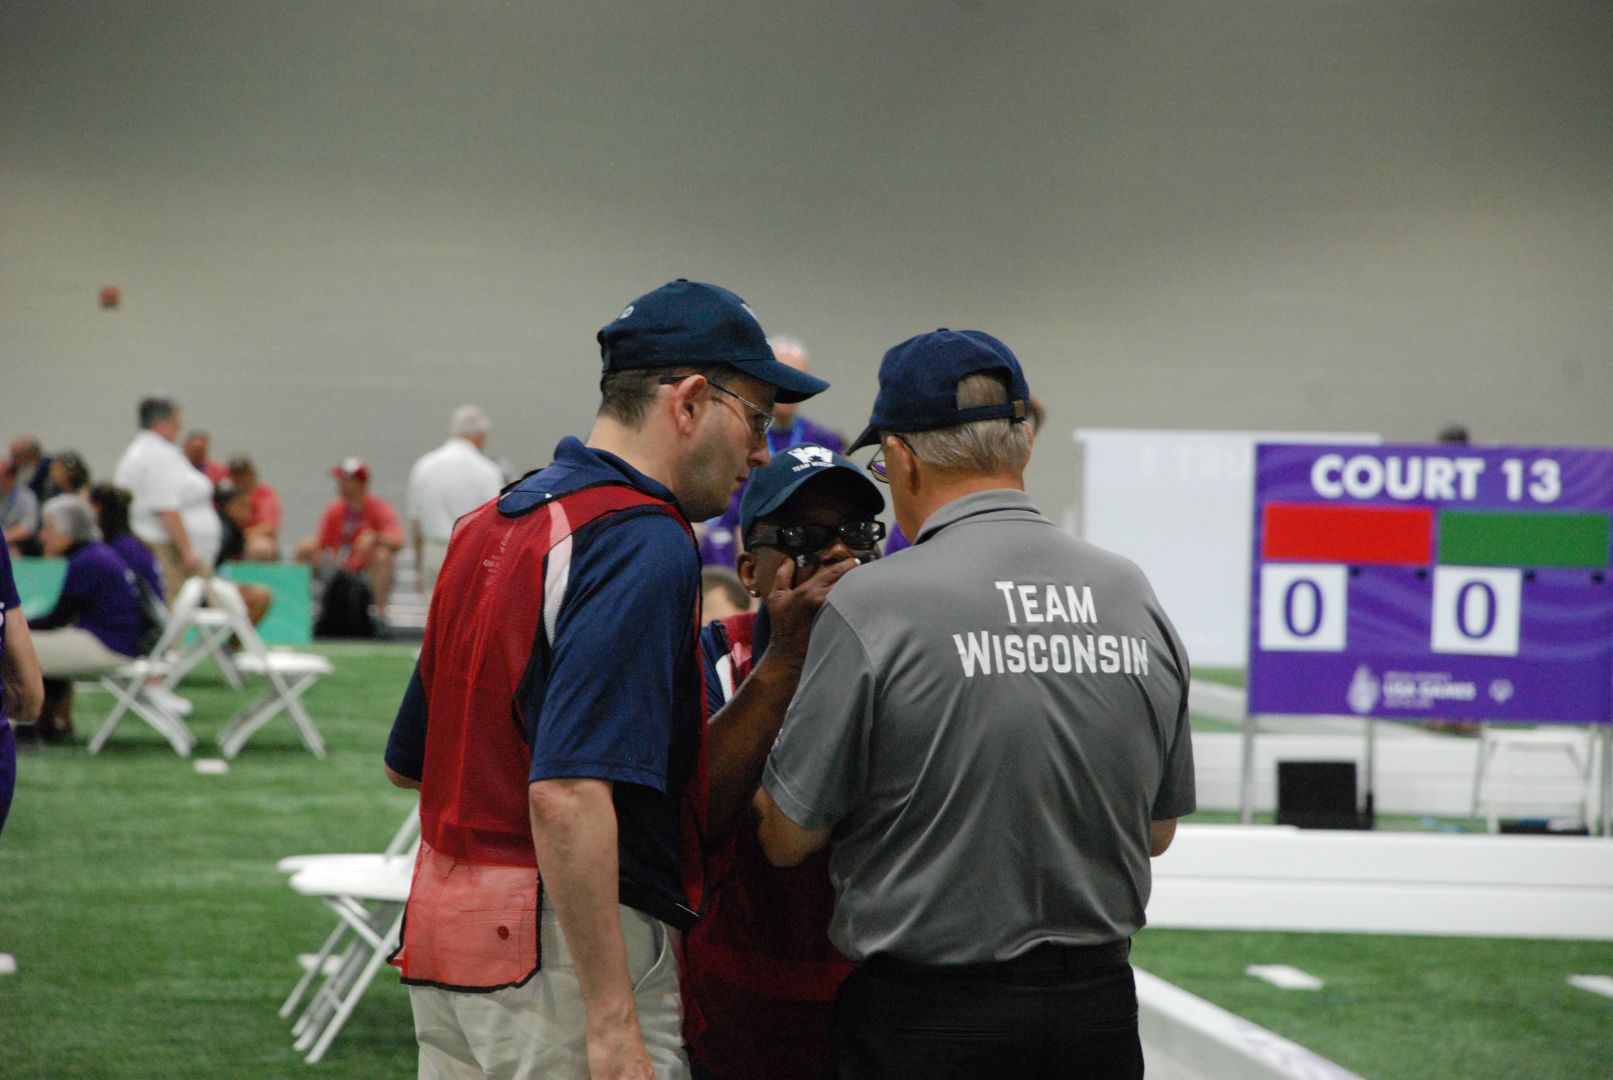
[88, 680, 139, 755]
[217, 692, 278, 759]
[280, 675, 326, 758]
[281, 921, 351, 1020]
[304, 911, 404, 1064]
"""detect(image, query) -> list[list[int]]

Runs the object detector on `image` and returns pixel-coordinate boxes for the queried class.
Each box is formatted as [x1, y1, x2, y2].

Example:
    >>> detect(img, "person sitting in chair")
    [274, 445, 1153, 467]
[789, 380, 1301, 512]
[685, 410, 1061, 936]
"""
[25, 496, 153, 743]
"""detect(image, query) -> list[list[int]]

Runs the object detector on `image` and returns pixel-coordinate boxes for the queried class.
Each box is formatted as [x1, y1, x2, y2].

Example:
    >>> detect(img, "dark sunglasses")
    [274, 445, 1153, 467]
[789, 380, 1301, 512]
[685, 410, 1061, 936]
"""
[747, 519, 886, 555]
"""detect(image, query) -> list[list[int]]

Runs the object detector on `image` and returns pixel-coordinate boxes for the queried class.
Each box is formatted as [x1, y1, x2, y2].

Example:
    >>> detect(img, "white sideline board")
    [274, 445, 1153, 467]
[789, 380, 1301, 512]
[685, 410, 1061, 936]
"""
[1073, 429, 1380, 667]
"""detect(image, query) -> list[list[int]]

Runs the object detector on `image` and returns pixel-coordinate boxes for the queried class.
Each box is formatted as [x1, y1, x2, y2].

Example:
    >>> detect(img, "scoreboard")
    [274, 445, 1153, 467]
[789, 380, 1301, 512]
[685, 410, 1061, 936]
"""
[1248, 444, 1613, 724]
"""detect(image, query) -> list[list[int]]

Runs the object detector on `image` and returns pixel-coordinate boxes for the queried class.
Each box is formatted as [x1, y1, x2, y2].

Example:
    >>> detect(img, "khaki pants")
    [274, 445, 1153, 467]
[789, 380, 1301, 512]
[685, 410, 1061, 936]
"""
[146, 539, 195, 605]
[32, 628, 133, 677]
[420, 541, 450, 597]
[409, 901, 688, 1080]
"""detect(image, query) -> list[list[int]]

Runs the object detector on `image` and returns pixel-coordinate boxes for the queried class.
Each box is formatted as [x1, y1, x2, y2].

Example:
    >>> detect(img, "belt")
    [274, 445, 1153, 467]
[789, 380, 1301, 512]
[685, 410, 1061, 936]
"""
[863, 938, 1131, 980]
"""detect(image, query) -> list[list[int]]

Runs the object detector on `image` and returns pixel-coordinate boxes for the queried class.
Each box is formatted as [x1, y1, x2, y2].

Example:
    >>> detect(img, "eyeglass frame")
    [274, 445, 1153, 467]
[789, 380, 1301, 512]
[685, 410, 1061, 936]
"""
[658, 373, 774, 442]
[745, 519, 887, 556]
[866, 434, 916, 483]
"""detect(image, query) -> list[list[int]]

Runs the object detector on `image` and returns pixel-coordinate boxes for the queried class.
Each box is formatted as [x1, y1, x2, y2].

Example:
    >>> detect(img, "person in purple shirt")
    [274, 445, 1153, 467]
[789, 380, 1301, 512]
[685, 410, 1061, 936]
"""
[1, 541, 45, 834]
[27, 496, 150, 742]
[89, 483, 164, 604]
[699, 336, 846, 567]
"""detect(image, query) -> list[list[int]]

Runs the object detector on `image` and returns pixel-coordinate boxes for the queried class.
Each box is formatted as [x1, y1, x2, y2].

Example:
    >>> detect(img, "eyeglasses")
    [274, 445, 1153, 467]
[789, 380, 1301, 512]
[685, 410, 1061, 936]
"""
[746, 519, 886, 555]
[660, 374, 774, 442]
[866, 435, 914, 483]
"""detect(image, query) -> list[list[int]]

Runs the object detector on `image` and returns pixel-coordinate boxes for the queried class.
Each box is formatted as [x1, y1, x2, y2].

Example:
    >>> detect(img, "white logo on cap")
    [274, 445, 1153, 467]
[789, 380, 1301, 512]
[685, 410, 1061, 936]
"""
[787, 446, 835, 468]
[619, 304, 634, 319]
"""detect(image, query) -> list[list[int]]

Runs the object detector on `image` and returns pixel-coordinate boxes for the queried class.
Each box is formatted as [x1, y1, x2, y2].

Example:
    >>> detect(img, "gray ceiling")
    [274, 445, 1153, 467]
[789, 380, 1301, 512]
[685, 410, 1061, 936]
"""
[4, 1, 1610, 536]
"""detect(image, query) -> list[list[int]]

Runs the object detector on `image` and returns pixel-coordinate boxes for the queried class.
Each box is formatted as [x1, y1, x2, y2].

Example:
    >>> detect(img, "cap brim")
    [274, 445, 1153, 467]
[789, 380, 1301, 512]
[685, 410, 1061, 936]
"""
[741, 463, 884, 537]
[846, 423, 881, 453]
[731, 357, 830, 404]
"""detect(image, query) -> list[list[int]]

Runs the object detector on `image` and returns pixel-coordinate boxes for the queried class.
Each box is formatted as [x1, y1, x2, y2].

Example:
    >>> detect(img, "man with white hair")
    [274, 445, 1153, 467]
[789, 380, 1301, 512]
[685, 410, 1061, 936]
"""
[27, 495, 151, 741]
[406, 405, 505, 597]
[699, 336, 845, 567]
[758, 330, 1195, 1079]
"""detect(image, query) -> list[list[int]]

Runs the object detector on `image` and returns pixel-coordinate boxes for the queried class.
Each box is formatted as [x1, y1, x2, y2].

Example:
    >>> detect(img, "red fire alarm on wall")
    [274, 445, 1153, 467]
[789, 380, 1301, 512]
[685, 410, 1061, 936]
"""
[99, 285, 121, 309]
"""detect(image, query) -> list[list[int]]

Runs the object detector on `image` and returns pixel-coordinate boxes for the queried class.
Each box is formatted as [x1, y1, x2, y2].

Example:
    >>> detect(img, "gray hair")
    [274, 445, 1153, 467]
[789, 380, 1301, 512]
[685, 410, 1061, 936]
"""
[900, 372, 1031, 474]
[450, 405, 491, 439]
[41, 494, 101, 543]
[138, 394, 178, 429]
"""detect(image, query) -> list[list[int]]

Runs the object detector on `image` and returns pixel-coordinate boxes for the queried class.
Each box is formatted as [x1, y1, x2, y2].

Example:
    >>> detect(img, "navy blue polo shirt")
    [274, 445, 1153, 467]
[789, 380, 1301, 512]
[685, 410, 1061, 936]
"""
[386, 436, 704, 927]
[698, 605, 772, 712]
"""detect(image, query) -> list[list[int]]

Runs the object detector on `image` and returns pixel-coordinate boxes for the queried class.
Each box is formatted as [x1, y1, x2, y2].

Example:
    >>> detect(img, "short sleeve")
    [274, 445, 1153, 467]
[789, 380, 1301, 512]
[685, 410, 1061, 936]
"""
[699, 620, 731, 715]
[385, 664, 428, 782]
[528, 511, 699, 790]
[405, 462, 425, 522]
[762, 602, 875, 832]
[1152, 616, 1196, 820]
[0, 542, 20, 609]
[369, 498, 404, 539]
[258, 487, 283, 530]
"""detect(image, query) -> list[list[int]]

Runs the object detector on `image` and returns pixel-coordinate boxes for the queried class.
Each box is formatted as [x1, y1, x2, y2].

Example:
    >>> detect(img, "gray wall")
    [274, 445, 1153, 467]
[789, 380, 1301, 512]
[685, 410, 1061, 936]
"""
[4, 1, 1609, 541]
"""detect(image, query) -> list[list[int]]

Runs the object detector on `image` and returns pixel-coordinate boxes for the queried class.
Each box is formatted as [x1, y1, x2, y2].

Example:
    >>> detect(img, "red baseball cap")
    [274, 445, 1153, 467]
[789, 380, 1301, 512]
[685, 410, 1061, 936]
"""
[331, 457, 370, 482]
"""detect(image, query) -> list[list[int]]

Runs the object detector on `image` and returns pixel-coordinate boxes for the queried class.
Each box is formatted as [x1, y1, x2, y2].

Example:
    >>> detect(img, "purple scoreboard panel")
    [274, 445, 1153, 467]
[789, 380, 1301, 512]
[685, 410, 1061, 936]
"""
[1248, 444, 1613, 724]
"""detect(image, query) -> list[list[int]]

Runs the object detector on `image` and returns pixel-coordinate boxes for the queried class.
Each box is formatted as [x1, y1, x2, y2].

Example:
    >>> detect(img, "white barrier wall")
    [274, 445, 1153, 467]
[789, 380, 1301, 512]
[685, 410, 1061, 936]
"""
[1149, 825, 1613, 940]
[1074, 430, 1380, 667]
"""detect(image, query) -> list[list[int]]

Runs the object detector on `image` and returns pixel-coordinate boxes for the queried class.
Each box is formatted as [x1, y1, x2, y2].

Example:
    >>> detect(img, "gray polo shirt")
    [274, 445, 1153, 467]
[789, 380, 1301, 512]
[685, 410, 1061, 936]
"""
[763, 488, 1194, 965]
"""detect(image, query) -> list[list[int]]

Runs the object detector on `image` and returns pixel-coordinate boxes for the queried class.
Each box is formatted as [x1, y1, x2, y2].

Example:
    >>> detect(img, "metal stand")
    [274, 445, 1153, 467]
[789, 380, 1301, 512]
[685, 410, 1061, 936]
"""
[1362, 718, 1377, 826]
[1237, 709, 1258, 824]
[1601, 724, 1612, 838]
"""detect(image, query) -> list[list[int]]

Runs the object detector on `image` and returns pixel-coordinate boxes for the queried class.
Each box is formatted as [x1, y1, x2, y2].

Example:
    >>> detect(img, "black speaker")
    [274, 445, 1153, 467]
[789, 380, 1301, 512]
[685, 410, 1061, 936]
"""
[1276, 761, 1371, 829]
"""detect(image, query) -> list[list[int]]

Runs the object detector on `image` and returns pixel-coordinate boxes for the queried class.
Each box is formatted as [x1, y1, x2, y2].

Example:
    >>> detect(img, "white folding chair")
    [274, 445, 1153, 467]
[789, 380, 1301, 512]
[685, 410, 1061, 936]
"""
[163, 596, 245, 690]
[86, 577, 209, 756]
[1471, 721, 1599, 832]
[206, 579, 333, 759]
[284, 854, 414, 1063]
[277, 805, 420, 1029]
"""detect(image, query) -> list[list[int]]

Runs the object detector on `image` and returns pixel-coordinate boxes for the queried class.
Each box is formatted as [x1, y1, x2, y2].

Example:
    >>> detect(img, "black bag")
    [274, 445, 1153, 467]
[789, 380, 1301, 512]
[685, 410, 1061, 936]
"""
[314, 569, 378, 638]
[130, 573, 167, 658]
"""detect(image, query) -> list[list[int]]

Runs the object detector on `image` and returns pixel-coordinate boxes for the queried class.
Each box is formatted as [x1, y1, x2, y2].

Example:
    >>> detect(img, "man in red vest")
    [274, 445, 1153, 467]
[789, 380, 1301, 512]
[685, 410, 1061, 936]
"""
[384, 280, 828, 1080]
[684, 444, 885, 1080]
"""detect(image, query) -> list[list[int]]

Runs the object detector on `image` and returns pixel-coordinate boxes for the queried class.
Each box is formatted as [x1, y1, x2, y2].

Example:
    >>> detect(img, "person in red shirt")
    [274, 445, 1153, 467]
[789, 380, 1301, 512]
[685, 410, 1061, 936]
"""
[182, 429, 230, 486]
[295, 457, 405, 618]
[226, 455, 283, 561]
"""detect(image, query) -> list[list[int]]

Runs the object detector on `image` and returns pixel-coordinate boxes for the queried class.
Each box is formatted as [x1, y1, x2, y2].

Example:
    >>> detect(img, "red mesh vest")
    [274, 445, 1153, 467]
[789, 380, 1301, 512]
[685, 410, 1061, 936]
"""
[682, 611, 854, 1080]
[391, 483, 707, 991]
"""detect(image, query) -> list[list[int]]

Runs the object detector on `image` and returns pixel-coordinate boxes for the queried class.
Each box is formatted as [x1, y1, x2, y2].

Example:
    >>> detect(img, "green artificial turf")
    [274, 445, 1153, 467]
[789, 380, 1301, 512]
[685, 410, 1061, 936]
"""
[3, 642, 1610, 1078]
[0, 643, 420, 1079]
[1132, 929, 1613, 1080]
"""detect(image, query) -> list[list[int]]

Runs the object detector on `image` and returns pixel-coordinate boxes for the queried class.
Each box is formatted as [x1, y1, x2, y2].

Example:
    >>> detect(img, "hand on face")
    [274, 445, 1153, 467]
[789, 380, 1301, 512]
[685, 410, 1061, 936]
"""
[758, 553, 858, 674]
[742, 482, 882, 669]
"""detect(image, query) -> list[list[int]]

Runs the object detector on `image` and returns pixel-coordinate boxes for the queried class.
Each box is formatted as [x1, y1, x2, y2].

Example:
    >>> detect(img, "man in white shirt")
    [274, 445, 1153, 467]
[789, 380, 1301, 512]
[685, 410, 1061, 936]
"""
[406, 405, 504, 596]
[112, 394, 222, 601]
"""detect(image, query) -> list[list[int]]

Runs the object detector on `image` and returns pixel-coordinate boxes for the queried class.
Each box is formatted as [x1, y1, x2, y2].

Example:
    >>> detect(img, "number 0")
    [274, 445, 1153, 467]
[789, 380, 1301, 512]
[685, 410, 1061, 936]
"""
[1455, 581, 1497, 639]
[1283, 579, 1324, 637]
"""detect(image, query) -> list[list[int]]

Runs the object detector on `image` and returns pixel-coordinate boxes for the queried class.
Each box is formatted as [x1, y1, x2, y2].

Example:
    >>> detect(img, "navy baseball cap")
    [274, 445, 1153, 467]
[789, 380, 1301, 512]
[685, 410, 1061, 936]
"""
[847, 329, 1031, 452]
[739, 444, 884, 538]
[598, 279, 829, 404]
